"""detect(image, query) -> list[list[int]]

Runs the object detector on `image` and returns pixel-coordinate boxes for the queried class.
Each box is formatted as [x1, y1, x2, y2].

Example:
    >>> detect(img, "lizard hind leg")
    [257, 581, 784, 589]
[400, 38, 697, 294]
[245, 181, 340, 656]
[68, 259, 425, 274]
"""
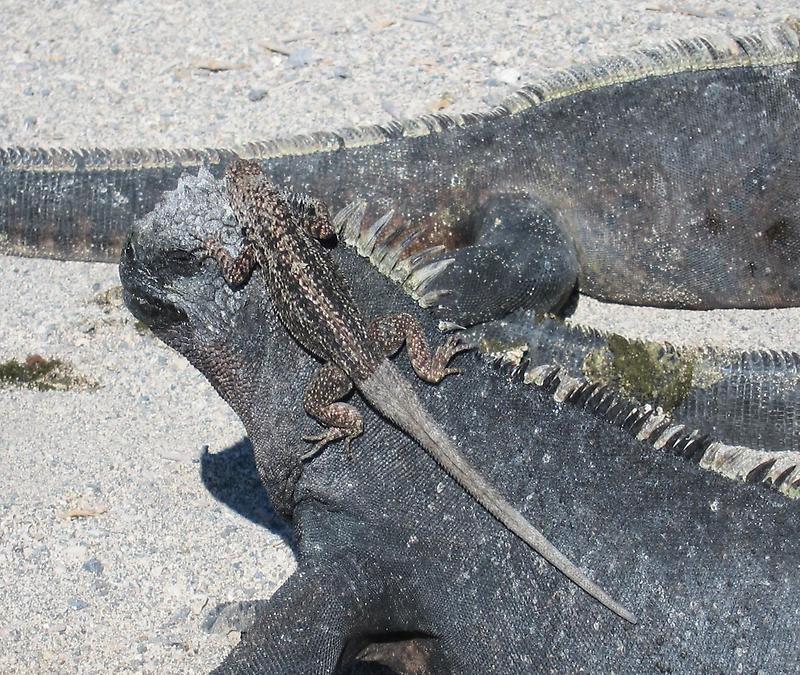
[369, 313, 470, 384]
[302, 362, 364, 459]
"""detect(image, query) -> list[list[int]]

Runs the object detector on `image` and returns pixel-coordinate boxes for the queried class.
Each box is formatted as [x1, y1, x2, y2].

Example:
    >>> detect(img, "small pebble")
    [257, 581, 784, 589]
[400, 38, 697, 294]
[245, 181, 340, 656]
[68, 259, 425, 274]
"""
[82, 557, 103, 575]
[191, 594, 209, 615]
[67, 598, 89, 611]
[247, 88, 268, 102]
[405, 12, 437, 25]
[287, 48, 312, 69]
[333, 66, 350, 79]
[163, 605, 190, 627]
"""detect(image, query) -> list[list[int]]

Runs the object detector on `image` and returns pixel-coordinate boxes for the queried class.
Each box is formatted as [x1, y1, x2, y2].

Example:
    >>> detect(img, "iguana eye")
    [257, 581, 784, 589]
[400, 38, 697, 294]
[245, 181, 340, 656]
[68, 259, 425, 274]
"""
[166, 249, 202, 276]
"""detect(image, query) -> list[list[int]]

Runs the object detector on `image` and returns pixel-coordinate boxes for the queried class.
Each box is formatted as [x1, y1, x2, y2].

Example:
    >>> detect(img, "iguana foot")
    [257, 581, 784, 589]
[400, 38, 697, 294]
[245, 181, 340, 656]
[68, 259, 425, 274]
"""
[413, 194, 579, 327]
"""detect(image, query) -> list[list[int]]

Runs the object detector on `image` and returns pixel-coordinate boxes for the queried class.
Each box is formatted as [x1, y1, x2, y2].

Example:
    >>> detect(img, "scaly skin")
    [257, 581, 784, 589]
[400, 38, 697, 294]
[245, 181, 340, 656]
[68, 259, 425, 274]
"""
[119, 168, 799, 674]
[200, 159, 635, 623]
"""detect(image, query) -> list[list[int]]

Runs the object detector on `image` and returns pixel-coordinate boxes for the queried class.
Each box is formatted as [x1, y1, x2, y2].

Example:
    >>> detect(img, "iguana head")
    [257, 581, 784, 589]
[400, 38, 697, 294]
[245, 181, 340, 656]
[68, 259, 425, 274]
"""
[119, 168, 275, 424]
[119, 167, 309, 515]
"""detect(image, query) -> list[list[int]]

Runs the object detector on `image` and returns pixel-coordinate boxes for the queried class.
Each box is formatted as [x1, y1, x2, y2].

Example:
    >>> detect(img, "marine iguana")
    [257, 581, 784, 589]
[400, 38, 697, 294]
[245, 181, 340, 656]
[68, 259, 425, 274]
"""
[3, 19, 800, 317]
[119, 169, 800, 674]
[197, 158, 635, 622]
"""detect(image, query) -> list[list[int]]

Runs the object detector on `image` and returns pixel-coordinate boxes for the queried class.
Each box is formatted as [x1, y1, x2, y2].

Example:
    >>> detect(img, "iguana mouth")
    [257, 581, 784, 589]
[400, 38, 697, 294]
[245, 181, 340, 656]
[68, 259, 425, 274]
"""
[119, 239, 188, 329]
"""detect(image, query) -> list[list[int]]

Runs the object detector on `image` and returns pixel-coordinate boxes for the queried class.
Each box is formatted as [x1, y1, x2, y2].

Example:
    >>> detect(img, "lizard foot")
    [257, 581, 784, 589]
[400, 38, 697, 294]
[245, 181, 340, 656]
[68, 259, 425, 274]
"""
[302, 426, 362, 460]
[425, 335, 471, 383]
[190, 233, 258, 286]
[369, 313, 472, 384]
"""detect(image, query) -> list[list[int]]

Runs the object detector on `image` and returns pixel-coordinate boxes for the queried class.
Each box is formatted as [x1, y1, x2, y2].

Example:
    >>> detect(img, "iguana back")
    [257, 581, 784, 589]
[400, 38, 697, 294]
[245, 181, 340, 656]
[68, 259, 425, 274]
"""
[1, 19, 799, 311]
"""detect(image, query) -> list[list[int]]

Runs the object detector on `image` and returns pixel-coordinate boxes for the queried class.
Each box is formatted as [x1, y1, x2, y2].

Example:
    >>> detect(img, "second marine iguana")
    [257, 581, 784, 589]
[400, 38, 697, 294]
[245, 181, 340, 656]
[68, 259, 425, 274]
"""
[330, 197, 800, 496]
[3, 19, 800, 318]
[198, 158, 635, 622]
[118, 168, 800, 674]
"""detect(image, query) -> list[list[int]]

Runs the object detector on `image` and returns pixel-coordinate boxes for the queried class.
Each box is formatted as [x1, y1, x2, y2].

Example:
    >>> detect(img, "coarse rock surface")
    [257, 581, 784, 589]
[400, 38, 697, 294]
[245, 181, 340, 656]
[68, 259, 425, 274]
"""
[0, 1, 797, 672]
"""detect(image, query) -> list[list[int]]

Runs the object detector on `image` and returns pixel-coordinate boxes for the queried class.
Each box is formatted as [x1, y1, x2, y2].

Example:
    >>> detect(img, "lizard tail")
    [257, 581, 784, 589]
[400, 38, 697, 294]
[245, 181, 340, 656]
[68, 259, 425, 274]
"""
[358, 360, 637, 625]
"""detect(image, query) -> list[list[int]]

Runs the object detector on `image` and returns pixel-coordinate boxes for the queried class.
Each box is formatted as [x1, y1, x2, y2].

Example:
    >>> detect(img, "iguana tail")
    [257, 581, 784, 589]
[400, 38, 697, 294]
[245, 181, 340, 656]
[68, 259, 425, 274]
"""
[358, 360, 637, 624]
[0, 147, 235, 262]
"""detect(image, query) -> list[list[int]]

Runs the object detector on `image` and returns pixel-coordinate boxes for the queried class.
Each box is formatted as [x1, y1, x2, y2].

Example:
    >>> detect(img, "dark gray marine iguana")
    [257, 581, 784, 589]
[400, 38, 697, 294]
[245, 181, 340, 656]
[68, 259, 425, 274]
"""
[119, 168, 800, 674]
[3, 19, 800, 317]
[199, 158, 635, 623]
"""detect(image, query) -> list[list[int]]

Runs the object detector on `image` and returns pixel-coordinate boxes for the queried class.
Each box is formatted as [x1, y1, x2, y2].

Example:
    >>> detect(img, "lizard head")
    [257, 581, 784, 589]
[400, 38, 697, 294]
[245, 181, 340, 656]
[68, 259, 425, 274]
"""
[224, 157, 294, 238]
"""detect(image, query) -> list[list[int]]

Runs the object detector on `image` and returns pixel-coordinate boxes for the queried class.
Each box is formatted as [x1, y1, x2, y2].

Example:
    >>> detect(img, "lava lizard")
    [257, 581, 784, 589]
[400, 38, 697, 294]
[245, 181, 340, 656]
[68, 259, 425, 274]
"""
[200, 158, 637, 624]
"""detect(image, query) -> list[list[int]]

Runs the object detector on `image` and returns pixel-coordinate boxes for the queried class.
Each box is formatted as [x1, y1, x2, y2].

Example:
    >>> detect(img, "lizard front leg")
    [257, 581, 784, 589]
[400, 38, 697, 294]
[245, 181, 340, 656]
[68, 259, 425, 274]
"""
[303, 362, 364, 458]
[369, 313, 470, 384]
[200, 238, 259, 286]
[284, 191, 336, 241]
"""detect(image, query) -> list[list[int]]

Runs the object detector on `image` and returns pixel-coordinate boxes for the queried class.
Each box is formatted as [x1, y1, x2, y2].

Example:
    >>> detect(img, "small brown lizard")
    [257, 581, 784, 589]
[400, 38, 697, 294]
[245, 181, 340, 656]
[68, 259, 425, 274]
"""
[200, 158, 636, 624]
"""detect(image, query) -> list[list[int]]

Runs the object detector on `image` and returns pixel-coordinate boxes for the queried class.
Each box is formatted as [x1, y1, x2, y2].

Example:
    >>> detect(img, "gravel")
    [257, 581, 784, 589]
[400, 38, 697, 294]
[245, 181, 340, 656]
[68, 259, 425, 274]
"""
[0, 1, 796, 672]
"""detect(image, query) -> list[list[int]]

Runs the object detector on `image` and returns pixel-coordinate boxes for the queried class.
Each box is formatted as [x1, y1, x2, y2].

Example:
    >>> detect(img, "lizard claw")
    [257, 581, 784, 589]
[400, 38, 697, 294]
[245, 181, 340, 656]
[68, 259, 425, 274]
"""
[422, 335, 470, 383]
[442, 335, 471, 360]
[301, 429, 361, 461]
[301, 427, 354, 460]
[187, 232, 213, 257]
[300, 436, 329, 461]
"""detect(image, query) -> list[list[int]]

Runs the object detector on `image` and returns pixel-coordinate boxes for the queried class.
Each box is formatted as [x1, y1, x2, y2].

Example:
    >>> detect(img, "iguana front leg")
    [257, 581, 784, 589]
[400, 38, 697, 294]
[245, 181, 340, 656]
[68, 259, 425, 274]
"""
[416, 194, 579, 326]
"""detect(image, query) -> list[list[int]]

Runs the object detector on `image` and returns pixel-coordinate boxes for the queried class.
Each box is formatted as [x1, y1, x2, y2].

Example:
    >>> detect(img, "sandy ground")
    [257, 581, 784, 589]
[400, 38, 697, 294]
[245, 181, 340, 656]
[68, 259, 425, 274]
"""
[0, 1, 797, 673]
